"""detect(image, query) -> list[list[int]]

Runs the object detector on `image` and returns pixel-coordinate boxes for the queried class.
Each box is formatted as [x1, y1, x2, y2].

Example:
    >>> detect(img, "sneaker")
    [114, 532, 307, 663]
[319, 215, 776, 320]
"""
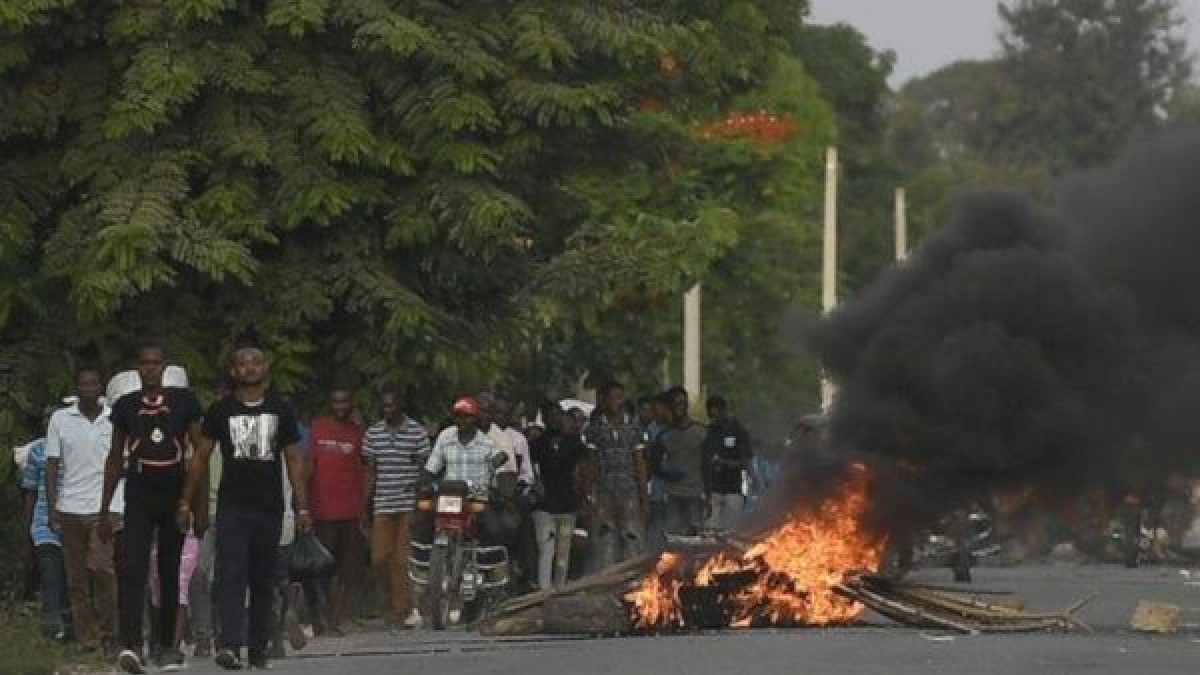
[214, 648, 243, 671]
[117, 649, 146, 675]
[403, 609, 422, 629]
[284, 611, 307, 650]
[247, 649, 270, 670]
[159, 647, 186, 671]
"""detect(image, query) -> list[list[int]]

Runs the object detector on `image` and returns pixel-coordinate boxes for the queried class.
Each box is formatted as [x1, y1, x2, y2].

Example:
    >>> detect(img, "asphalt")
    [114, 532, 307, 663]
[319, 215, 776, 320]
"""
[92, 564, 1200, 675]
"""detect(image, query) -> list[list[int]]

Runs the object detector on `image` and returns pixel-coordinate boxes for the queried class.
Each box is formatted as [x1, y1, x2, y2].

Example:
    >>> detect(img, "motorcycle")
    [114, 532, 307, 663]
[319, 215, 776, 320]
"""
[408, 480, 510, 629]
[882, 506, 1000, 580]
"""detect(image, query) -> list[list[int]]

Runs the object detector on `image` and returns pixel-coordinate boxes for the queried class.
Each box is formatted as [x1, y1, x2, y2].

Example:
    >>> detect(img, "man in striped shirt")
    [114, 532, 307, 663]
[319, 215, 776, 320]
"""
[363, 388, 430, 629]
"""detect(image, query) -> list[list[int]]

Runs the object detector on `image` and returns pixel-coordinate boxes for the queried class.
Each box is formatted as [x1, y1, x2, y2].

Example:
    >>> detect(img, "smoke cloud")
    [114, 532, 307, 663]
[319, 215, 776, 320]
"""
[811, 131, 1200, 519]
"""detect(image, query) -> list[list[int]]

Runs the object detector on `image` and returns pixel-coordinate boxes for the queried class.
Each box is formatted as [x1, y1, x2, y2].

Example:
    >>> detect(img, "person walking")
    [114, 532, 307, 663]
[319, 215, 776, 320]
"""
[178, 346, 310, 671]
[308, 385, 366, 636]
[46, 367, 117, 656]
[22, 416, 68, 641]
[102, 343, 205, 674]
[363, 388, 430, 629]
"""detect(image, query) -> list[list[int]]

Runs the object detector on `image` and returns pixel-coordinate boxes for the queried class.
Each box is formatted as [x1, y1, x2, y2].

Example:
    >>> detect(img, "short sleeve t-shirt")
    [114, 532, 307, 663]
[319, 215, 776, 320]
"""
[203, 393, 299, 514]
[309, 416, 365, 522]
[21, 439, 61, 547]
[111, 387, 203, 494]
[530, 433, 586, 514]
[363, 416, 430, 514]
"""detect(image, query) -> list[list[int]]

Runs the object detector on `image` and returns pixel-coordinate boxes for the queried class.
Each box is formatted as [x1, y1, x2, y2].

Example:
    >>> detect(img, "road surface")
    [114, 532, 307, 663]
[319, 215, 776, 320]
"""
[110, 564, 1200, 674]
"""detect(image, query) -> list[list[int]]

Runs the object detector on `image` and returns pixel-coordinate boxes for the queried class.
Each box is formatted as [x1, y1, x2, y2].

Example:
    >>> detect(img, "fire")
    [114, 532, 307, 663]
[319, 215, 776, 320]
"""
[626, 464, 885, 630]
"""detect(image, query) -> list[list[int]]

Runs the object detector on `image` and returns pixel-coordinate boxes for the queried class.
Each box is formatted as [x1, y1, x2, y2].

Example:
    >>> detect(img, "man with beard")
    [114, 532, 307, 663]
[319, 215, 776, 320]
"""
[178, 346, 311, 671]
[102, 344, 205, 674]
[582, 381, 647, 571]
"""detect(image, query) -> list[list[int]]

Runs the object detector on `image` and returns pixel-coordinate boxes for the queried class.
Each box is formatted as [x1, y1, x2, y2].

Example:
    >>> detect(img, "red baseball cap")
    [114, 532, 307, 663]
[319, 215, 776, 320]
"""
[452, 396, 481, 417]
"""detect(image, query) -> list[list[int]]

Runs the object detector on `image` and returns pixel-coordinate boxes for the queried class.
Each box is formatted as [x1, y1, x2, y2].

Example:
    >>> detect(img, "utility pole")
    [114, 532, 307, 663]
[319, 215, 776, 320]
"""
[895, 187, 908, 262]
[820, 147, 838, 414]
[683, 284, 702, 402]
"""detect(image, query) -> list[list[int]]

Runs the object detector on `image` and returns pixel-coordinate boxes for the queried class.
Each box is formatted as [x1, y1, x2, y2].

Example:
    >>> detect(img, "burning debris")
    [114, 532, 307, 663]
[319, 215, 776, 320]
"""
[482, 465, 1088, 637]
[626, 463, 883, 630]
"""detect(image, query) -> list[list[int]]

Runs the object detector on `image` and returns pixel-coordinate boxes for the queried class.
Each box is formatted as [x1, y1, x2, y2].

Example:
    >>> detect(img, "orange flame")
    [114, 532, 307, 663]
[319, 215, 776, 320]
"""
[626, 464, 884, 630]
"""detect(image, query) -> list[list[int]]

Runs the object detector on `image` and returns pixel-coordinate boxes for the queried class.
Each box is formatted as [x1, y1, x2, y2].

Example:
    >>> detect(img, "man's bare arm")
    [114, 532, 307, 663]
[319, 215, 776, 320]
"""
[99, 428, 125, 517]
[177, 421, 213, 533]
[285, 444, 311, 532]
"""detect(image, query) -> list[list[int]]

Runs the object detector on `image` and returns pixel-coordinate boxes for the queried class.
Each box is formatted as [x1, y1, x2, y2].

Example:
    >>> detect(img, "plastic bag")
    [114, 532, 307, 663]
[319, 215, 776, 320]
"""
[290, 531, 335, 575]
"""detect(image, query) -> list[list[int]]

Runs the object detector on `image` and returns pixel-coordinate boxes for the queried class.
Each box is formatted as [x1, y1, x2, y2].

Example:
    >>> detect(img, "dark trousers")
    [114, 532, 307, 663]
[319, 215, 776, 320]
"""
[36, 544, 68, 637]
[118, 486, 184, 652]
[217, 503, 282, 653]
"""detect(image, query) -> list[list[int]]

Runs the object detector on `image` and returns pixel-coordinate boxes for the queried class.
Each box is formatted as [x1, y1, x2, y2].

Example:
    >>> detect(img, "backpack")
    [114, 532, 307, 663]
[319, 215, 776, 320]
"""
[124, 390, 188, 481]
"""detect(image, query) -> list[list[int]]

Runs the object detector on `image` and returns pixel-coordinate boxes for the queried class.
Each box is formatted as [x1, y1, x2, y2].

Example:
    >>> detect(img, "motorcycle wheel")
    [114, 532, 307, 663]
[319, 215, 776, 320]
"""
[426, 541, 452, 630]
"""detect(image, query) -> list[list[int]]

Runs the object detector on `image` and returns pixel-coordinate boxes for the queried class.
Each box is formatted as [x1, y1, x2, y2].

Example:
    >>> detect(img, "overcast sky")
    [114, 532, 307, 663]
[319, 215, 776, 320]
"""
[809, 0, 1200, 86]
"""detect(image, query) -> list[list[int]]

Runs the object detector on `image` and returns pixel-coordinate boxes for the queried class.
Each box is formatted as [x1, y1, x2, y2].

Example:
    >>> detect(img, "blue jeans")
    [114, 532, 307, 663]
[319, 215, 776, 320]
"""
[216, 504, 282, 653]
[36, 544, 68, 638]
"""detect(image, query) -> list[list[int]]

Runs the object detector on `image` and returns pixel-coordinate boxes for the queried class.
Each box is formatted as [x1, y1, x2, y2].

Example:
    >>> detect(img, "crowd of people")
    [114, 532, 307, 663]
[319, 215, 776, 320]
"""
[17, 339, 766, 673]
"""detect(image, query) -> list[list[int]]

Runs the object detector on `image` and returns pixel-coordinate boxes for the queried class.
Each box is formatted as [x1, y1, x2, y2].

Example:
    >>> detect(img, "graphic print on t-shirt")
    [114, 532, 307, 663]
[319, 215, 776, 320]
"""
[228, 413, 280, 461]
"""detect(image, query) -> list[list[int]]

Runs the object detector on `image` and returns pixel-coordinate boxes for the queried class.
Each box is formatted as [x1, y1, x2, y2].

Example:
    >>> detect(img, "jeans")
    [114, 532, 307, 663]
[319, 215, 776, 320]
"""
[532, 511, 575, 589]
[704, 493, 746, 530]
[216, 503, 282, 653]
[118, 486, 183, 652]
[313, 520, 365, 627]
[60, 513, 116, 646]
[36, 544, 68, 638]
[188, 527, 218, 645]
[589, 488, 644, 573]
[647, 500, 669, 550]
[370, 513, 413, 621]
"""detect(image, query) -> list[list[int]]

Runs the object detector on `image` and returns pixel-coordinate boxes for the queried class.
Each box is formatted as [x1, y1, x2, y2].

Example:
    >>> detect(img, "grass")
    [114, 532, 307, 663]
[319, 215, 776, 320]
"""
[0, 604, 105, 675]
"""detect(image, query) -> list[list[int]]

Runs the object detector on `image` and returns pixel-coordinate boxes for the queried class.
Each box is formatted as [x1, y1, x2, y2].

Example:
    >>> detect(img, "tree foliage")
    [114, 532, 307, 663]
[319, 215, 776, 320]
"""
[0, 0, 866, 438]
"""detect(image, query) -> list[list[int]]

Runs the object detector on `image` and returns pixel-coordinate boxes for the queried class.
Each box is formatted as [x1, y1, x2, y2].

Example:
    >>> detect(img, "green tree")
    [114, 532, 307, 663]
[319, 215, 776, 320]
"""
[994, 0, 1190, 171]
[1, 0, 829, 427]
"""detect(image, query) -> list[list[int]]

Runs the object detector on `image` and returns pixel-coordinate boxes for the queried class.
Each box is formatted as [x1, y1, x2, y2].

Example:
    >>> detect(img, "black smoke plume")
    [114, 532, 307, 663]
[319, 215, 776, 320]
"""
[810, 132, 1200, 525]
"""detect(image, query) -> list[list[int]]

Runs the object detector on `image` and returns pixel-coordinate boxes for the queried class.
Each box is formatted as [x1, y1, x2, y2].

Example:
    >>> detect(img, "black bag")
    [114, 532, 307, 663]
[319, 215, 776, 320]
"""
[290, 532, 335, 575]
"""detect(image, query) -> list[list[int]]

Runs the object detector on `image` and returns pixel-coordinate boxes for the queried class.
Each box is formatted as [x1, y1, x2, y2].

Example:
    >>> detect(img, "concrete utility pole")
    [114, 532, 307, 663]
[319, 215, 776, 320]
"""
[895, 187, 908, 262]
[683, 284, 702, 402]
[820, 147, 839, 414]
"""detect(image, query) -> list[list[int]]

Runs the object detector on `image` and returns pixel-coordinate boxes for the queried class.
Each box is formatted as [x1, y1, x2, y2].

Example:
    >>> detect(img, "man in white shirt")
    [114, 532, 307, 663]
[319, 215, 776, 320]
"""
[46, 367, 116, 652]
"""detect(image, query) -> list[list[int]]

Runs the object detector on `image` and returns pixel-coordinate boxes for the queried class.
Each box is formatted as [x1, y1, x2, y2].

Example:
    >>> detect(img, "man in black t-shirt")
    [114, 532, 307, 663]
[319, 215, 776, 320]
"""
[702, 396, 753, 531]
[178, 347, 310, 671]
[529, 402, 586, 589]
[100, 341, 205, 674]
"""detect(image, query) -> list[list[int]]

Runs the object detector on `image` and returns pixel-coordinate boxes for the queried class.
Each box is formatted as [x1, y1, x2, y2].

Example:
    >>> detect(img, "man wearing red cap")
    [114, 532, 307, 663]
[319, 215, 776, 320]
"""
[424, 396, 504, 495]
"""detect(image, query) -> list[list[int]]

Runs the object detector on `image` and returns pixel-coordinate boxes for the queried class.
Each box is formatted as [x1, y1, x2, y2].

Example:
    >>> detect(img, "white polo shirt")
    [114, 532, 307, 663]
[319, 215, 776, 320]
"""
[45, 403, 113, 515]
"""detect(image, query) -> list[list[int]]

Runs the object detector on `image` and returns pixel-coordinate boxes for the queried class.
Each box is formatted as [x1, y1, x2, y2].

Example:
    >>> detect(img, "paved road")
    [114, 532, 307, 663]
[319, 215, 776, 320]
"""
[120, 564, 1200, 674]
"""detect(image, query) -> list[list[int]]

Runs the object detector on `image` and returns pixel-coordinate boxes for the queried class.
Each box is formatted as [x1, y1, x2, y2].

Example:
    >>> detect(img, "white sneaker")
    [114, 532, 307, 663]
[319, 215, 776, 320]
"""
[117, 649, 146, 675]
[402, 610, 422, 629]
[448, 608, 462, 624]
